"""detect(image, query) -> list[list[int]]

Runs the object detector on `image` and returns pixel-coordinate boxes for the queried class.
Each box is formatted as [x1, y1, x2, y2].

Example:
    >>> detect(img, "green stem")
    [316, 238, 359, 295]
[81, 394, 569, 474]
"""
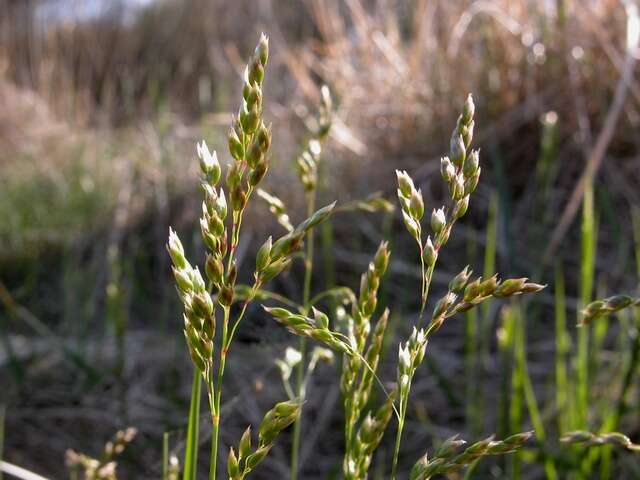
[418, 239, 427, 316]
[577, 183, 595, 428]
[515, 305, 558, 480]
[302, 192, 316, 312]
[391, 376, 412, 480]
[392, 226, 441, 479]
[163, 432, 170, 480]
[183, 369, 201, 480]
[209, 308, 230, 480]
[291, 192, 316, 480]
[555, 266, 569, 435]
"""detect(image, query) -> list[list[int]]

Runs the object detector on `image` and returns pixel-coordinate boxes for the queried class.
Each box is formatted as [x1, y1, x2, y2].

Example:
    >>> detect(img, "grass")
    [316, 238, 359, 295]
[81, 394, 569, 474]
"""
[388, 94, 548, 479]
[555, 266, 570, 436]
[3, 3, 640, 476]
[182, 370, 201, 480]
[166, 36, 540, 480]
[287, 86, 332, 480]
[168, 35, 338, 479]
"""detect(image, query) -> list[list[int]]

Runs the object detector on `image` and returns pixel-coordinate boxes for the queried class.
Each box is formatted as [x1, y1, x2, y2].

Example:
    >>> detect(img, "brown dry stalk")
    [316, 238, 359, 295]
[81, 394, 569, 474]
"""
[543, 1, 639, 263]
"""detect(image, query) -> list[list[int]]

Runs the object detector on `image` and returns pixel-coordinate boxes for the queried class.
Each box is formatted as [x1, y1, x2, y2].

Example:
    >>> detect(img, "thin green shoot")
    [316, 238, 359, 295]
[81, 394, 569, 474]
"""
[183, 369, 201, 480]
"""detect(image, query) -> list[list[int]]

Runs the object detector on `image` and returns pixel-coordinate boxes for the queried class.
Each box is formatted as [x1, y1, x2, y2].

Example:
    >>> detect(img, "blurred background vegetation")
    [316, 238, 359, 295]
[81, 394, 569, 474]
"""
[1, 0, 640, 478]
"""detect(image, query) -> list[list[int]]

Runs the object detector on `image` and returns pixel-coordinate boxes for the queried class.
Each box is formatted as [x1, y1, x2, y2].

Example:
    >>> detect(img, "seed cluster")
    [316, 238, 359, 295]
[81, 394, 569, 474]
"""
[167, 34, 273, 379]
[581, 294, 640, 324]
[256, 189, 293, 232]
[561, 431, 640, 452]
[255, 201, 337, 285]
[339, 243, 394, 479]
[66, 428, 137, 480]
[227, 401, 302, 479]
[397, 326, 427, 410]
[295, 86, 333, 192]
[227, 34, 271, 195]
[428, 268, 545, 335]
[264, 306, 353, 354]
[395, 94, 479, 312]
[410, 432, 534, 480]
[167, 228, 214, 373]
[345, 390, 397, 478]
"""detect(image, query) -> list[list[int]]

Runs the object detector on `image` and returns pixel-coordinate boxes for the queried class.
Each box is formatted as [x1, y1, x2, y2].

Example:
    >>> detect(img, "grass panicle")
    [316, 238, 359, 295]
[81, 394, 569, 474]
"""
[339, 243, 393, 479]
[165, 39, 550, 480]
[226, 400, 302, 480]
[66, 428, 137, 480]
[409, 432, 534, 480]
[168, 34, 337, 480]
[580, 295, 640, 325]
[561, 431, 640, 453]
[390, 94, 542, 479]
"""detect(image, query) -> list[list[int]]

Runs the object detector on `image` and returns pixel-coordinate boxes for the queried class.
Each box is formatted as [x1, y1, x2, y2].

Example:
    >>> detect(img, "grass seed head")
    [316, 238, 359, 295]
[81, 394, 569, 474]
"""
[197, 140, 221, 185]
[581, 294, 640, 324]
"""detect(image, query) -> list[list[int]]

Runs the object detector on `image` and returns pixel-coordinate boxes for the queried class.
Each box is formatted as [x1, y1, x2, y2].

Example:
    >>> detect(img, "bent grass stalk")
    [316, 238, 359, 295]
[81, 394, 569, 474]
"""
[391, 95, 478, 479]
[391, 95, 543, 479]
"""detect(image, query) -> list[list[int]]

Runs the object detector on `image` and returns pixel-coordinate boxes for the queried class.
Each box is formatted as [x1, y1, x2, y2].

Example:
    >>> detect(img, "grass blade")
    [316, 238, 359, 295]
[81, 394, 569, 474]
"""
[516, 304, 558, 480]
[576, 182, 595, 429]
[555, 266, 570, 435]
[183, 368, 201, 480]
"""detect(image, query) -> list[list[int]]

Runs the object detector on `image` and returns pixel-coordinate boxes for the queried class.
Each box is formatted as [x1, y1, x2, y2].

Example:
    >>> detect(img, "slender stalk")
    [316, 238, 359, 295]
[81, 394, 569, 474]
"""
[302, 192, 316, 311]
[291, 192, 316, 480]
[163, 432, 170, 480]
[209, 307, 230, 480]
[391, 219, 450, 479]
[555, 266, 569, 435]
[183, 369, 201, 480]
[418, 235, 428, 320]
[416, 245, 432, 329]
[577, 184, 595, 425]
[208, 175, 254, 480]
[574, 182, 595, 480]
[390, 377, 411, 480]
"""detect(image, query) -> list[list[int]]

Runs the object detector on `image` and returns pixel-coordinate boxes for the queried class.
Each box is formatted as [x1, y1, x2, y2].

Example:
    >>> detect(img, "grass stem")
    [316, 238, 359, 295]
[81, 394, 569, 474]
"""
[291, 191, 316, 480]
[183, 369, 201, 480]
